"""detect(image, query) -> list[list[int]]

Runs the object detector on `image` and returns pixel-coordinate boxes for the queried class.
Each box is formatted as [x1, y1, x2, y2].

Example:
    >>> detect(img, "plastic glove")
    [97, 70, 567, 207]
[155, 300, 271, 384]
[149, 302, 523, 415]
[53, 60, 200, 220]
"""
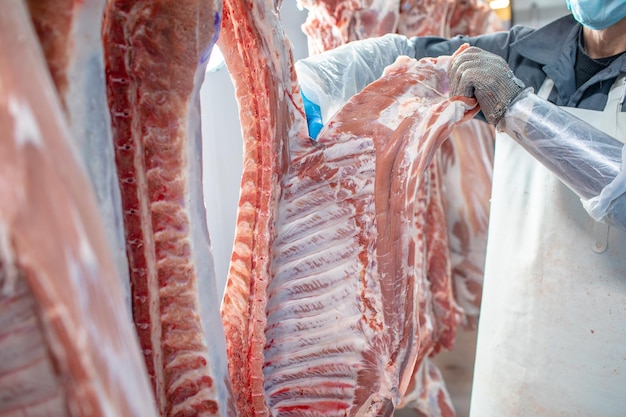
[301, 90, 324, 140]
[296, 34, 418, 124]
[499, 89, 626, 229]
[449, 46, 525, 125]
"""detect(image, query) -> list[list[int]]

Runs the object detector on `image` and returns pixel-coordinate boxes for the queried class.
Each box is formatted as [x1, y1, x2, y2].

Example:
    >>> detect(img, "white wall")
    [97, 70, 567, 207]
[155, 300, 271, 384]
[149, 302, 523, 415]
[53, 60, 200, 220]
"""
[513, 0, 568, 27]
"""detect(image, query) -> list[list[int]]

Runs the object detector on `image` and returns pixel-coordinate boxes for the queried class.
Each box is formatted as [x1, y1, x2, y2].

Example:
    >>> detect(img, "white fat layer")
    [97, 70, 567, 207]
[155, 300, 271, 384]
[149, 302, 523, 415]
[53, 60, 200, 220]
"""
[171, 387, 220, 416]
[66, 0, 131, 310]
[377, 89, 430, 130]
[404, 102, 473, 168]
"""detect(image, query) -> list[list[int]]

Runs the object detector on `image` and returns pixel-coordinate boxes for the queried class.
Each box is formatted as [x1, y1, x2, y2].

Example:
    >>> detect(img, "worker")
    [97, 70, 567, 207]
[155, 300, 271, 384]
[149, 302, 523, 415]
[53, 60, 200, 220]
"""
[296, 1, 626, 416]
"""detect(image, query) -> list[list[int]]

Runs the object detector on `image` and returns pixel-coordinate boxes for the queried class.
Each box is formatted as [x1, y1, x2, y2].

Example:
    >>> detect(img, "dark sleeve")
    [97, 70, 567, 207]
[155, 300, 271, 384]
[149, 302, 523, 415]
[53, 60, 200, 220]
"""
[408, 25, 535, 64]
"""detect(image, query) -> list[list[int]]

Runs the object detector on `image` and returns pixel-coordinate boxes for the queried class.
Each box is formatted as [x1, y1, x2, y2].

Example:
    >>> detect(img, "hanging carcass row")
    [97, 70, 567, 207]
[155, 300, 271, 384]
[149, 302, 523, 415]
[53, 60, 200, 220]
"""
[1, 0, 494, 416]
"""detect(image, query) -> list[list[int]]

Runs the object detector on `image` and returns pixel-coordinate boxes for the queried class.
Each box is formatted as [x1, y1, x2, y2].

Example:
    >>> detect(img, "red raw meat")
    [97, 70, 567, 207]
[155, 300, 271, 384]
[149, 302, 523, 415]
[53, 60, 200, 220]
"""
[25, 0, 75, 103]
[299, 0, 497, 54]
[103, 1, 236, 415]
[397, 0, 454, 38]
[448, 0, 493, 37]
[400, 358, 455, 417]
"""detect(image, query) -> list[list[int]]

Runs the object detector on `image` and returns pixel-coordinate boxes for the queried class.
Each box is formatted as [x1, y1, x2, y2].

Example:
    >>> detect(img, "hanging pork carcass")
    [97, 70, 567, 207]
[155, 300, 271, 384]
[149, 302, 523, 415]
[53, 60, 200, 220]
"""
[0, 2, 158, 415]
[102, 0, 236, 415]
[217, 0, 480, 414]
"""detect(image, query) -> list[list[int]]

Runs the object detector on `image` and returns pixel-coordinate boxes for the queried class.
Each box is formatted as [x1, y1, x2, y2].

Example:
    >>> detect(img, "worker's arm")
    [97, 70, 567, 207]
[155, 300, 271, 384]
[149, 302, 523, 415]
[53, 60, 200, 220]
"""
[449, 47, 626, 229]
[296, 31, 521, 138]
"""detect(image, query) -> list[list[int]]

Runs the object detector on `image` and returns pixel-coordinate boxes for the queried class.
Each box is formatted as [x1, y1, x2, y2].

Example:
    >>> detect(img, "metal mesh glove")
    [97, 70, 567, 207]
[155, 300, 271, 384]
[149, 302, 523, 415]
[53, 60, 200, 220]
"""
[449, 46, 525, 125]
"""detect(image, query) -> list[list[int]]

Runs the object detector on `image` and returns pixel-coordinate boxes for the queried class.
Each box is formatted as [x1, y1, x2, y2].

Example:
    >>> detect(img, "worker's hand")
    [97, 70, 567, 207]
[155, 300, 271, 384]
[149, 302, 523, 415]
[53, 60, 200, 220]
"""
[449, 46, 525, 125]
[301, 90, 324, 140]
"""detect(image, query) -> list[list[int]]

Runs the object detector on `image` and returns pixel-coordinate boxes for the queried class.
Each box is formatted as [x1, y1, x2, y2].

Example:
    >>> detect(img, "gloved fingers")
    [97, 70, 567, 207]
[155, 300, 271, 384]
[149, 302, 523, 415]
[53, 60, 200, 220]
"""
[307, 117, 324, 140]
[449, 47, 482, 95]
[448, 46, 525, 124]
[449, 47, 509, 97]
[449, 58, 481, 97]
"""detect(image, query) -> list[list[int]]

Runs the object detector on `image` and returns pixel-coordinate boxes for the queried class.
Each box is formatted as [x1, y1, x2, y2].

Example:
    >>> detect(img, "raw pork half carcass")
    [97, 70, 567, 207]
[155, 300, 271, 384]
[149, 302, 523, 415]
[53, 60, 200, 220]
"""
[218, 0, 477, 412]
[0, 2, 157, 416]
[102, 1, 236, 416]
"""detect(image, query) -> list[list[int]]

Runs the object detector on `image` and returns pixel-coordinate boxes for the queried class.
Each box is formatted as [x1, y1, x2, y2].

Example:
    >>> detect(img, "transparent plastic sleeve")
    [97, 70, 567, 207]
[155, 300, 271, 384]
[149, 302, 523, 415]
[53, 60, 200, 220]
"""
[584, 145, 626, 228]
[295, 34, 417, 123]
[498, 89, 626, 229]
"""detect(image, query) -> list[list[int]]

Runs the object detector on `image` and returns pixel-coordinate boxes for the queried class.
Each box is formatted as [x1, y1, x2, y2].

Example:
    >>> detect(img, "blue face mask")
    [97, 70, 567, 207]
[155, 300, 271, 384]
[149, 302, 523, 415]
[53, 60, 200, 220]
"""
[567, 0, 626, 29]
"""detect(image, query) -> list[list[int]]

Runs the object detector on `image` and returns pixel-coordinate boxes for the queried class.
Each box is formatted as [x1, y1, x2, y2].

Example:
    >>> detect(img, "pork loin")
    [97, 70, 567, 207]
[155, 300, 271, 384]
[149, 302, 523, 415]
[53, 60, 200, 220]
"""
[102, 1, 236, 415]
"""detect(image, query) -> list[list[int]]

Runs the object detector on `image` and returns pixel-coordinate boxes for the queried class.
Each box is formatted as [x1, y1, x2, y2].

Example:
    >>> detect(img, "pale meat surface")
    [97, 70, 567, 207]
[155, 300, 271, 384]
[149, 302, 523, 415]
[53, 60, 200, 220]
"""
[103, 1, 235, 416]
[394, 2, 495, 414]
[299, 0, 401, 55]
[448, 0, 493, 37]
[0, 2, 157, 416]
[437, 122, 493, 327]
[397, 0, 454, 38]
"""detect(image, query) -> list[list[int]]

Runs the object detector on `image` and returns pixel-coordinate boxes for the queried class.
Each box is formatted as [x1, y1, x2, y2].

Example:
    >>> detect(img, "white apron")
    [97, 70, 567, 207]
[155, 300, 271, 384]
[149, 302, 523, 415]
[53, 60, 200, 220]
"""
[469, 76, 626, 417]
